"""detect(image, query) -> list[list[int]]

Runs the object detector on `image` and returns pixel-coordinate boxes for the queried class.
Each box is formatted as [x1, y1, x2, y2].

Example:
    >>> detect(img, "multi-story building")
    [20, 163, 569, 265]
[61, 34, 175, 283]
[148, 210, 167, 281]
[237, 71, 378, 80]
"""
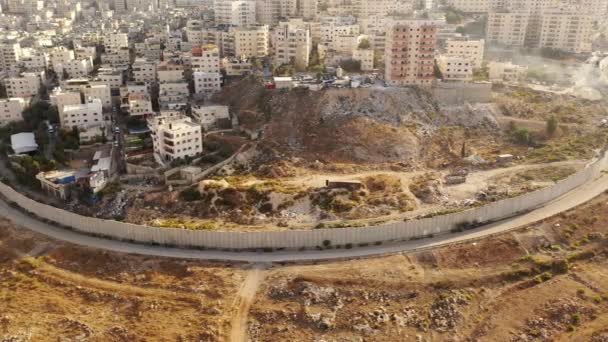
[384, 20, 437, 86]
[61, 58, 94, 79]
[436, 55, 473, 82]
[538, 7, 594, 53]
[193, 72, 222, 95]
[132, 59, 157, 83]
[82, 84, 113, 109]
[445, 0, 489, 13]
[49, 46, 75, 75]
[352, 48, 374, 71]
[149, 115, 203, 163]
[192, 104, 230, 130]
[103, 33, 129, 51]
[233, 25, 269, 58]
[445, 38, 485, 68]
[157, 61, 185, 83]
[0, 97, 28, 126]
[127, 94, 154, 117]
[222, 57, 253, 76]
[5, 73, 41, 98]
[61, 98, 104, 129]
[0, 41, 22, 71]
[273, 19, 312, 70]
[51, 87, 82, 118]
[255, 0, 297, 26]
[190, 45, 221, 73]
[486, 10, 530, 47]
[214, 0, 257, 27]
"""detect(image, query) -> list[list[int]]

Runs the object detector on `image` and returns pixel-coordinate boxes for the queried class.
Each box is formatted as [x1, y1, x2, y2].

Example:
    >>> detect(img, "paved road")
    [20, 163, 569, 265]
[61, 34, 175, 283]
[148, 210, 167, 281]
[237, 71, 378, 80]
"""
[1, 173, 607, 263]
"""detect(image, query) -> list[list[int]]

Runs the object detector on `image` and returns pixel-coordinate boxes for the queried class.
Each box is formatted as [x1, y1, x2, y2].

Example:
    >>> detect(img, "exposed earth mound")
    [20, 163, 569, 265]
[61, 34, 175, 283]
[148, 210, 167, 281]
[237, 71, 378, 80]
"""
[215, 78, 499, 165]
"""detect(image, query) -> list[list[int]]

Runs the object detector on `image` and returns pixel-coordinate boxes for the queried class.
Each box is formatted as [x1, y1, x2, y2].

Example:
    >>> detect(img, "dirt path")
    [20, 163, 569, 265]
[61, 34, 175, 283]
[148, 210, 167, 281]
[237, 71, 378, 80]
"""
[229, 264, 268, 342]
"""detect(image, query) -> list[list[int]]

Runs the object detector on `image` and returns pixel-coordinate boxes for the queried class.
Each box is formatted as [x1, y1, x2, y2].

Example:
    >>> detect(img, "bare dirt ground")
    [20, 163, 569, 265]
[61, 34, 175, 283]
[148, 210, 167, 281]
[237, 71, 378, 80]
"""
[247, 192, 608, 341]
[0, 220, 246, 341]
[2, 190, 608, 340]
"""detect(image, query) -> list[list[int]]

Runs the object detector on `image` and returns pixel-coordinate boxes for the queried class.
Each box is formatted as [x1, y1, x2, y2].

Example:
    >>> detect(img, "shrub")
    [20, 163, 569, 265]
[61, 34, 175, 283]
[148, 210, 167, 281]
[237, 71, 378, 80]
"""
[180, 188, 202, 202]
[322, 240, 331, 247]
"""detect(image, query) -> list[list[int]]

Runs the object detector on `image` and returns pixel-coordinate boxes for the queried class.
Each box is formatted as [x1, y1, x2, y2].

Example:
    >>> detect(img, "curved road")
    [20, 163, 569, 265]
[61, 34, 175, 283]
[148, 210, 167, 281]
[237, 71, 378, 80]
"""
[1, 173, 607, 263]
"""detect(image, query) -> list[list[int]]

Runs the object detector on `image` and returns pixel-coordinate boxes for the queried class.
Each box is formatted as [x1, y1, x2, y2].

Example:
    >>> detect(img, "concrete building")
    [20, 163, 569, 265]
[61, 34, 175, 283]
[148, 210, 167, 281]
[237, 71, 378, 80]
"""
[193, 72, 222, 95]
[82, 84, 112, 109]
[0, 41, 22, 71]
[127, 93, 153, 117]
[233, 25, 269, 58]
[446, 0, 489, 12]
[149, 115, 203, 163]
[538, 7, 594, 53]
[486, 10, 530, 47]
[222, 57, 253, 76]
[352, 48, 374, 71]
[132, 59, 157, 83]
[157, 61, 185, 83]
[5, 73, 41, 98]
[385, 20, 437, 86]
[273, 19, 312, 70]
[436, 55, 473, 82]
[446, 38, 485, 69]
[61, 98, 104, 129]
[190, 45, 221, 73]
[49, 46, 75, 75]
[488, 61, 528, 82]
[214, 0, 257, 27]
[60, 58, 94, 79]
[0, 97, 28, 126]
[192, 104, 230, 130]
[256, 0, 298, 26]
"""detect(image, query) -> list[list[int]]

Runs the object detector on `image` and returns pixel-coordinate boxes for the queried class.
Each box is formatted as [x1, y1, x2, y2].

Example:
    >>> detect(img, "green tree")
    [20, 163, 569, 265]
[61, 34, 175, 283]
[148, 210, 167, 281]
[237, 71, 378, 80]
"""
[339, 59, 361, 73]
[358, 39, 371, 49]
[546, 116, 558, 137]
[513, 128, 530, 145]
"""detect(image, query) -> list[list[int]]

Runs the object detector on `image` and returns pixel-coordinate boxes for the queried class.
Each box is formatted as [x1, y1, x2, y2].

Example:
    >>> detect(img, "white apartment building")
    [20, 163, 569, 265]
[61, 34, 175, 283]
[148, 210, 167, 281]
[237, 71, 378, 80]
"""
[446, 0, 489, 12]
[74, 46, 97, 61]
[233, 25, 270, 58]
[159, 81, 189, 104]
[190, 45, 221, 73]
[352, 48, 374, 71]
[157, 62, 185, 83]
[127, 94, 153, 117]
[0, 41, 22, 71]
[19, 48, 47, 70]
[82, 84, 112, 109]
[101, 47, 130, 66]
[538, 7, 594, 53]
[486, 10, 530, 47]
[446, 38, 485, 69]
[49, 46, 75, 75]
[255, 0, 297, 26]
[222, 58, 253, 76]
[149, 115, 203, 163]
[5, 73, 41, 98]
[437, 55, 473, 82]
[96, 68, 125, 89]
[132, 59, 157, 83]
[193, 72, 222, 95]
[385, 20, 437, 86]
[61, 98, 104, 129]
[51, 88, 82, 123]
[273, 19, 312, 70]
[103, 33, 129, 51]
[192, 104, 230, 130]
[0, 97, 28, 126]
[298, 0, 317, 19]
[214, 0, 257, 27]
[61, 58, 94, 79]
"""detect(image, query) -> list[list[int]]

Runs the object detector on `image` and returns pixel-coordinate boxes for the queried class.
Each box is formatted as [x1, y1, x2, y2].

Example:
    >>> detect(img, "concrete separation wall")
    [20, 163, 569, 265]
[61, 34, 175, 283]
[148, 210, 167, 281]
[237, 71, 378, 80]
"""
[433, 82, 492, 105]
[1, 151, 606, 250]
